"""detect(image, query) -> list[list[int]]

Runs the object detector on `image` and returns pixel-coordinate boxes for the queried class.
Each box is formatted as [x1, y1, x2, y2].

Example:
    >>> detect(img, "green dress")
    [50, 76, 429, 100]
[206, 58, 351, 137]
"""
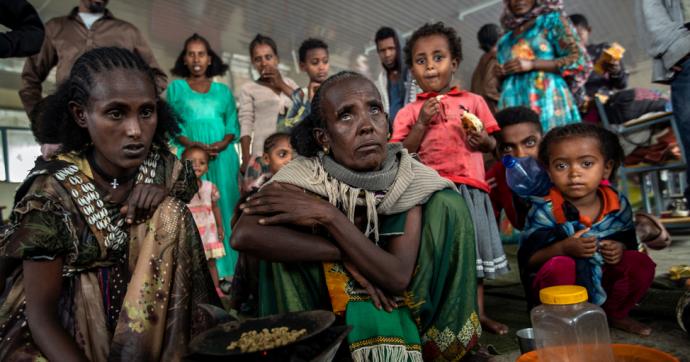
[167, 79, 241, 278]
[258, 190, 480, 361]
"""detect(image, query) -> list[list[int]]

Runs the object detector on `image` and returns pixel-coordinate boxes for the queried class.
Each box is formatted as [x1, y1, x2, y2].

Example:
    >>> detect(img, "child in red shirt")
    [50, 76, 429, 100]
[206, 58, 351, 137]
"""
[390, 22, 509, 334]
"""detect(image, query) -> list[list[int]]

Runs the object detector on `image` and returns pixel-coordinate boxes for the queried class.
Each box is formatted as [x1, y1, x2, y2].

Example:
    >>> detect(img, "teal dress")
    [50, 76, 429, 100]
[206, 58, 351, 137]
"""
[497, 12, 589, 131]
[167, 79, 240, 278]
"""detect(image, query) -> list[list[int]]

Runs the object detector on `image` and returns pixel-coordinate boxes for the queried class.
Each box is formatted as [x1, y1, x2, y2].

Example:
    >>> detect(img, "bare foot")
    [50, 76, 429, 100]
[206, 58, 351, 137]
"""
[480, 314, 509, 335]
[610, 317, 652, 336]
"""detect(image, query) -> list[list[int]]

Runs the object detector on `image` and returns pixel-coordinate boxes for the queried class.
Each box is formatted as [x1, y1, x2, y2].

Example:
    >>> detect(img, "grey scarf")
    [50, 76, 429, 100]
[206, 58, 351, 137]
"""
[320, 143, 400, 191]
[267, 143, 455, 241]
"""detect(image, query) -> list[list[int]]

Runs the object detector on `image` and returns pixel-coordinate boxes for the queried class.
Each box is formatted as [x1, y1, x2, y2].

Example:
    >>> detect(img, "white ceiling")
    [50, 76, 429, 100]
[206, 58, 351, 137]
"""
[0, 0, 655, 112]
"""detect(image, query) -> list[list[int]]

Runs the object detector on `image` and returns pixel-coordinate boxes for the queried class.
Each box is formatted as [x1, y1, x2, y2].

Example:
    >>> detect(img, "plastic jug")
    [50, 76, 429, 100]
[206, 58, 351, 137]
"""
[502, 155, 552, 197]
[531, 285, 614, 362]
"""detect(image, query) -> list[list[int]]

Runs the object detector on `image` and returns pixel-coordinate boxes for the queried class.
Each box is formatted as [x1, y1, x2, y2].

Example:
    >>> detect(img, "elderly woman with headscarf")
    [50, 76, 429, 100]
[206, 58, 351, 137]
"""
[232, 71, 480, 361]
[496, 0, 592, 131]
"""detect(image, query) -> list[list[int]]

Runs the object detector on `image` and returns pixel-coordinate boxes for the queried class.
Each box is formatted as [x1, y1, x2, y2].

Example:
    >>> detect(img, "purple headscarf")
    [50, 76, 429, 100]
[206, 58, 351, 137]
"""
[500, 0, 564, 30]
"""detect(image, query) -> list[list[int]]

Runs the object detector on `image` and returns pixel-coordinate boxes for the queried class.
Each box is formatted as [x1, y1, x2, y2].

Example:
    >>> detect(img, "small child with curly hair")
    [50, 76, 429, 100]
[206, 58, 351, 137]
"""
[390, 21, 509, 334]
[231, 132, 293, 310]
[520, 123, 655, 336]
[183, 145, 225, 296]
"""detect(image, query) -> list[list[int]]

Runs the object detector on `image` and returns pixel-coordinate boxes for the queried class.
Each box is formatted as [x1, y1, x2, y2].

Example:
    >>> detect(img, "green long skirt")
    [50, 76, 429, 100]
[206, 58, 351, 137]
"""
[258, 189, 481, 361]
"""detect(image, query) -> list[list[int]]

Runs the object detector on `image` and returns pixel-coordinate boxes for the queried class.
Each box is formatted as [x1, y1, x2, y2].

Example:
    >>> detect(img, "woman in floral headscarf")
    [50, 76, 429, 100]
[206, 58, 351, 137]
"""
[496, 0, 592, 131]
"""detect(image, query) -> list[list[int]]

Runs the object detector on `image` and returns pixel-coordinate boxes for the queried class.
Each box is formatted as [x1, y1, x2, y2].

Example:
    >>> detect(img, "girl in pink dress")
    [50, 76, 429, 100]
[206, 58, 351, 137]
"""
[183, 145, 225, 295]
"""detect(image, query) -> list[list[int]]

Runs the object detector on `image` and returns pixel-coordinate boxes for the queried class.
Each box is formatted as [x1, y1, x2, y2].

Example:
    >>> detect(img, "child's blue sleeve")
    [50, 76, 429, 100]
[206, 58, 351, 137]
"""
[518, 198, 577, 269]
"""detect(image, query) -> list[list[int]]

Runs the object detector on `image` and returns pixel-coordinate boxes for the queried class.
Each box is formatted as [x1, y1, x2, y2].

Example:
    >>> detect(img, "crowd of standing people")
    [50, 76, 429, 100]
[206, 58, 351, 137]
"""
[0, 0, 688, 360]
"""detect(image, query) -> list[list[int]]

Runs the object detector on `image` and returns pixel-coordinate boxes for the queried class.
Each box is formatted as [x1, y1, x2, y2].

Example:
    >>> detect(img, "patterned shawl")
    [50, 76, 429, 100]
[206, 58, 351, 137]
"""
[520, 186, 635, 306]
[257, 189, 480, 361]
[263, 144, 475, 361]
[0, 149, 220, 361]
[266, 143, 456, 241]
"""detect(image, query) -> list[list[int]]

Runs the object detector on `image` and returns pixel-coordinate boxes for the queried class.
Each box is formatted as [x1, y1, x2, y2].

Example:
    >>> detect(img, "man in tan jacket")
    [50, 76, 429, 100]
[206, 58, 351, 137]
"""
[19, 0, 166, 118]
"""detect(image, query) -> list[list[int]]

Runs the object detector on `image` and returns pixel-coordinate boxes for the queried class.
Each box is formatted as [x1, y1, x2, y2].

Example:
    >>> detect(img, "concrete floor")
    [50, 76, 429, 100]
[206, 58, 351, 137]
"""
[481, 235, 690, 362]
[219, 233, 690, 361]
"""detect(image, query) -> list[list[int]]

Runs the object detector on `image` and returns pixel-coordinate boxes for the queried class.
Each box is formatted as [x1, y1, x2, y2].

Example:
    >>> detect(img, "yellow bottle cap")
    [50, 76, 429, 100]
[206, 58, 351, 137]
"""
[539, 285, 588, 305]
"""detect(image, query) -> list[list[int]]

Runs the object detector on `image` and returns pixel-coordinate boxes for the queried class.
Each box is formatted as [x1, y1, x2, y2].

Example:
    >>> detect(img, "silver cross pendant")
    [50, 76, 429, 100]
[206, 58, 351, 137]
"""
[111, 179, 119, 189]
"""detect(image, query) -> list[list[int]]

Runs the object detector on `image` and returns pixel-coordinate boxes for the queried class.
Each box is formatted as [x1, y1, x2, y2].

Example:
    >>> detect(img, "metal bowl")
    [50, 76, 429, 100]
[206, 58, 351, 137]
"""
[188, 310, 336, 357]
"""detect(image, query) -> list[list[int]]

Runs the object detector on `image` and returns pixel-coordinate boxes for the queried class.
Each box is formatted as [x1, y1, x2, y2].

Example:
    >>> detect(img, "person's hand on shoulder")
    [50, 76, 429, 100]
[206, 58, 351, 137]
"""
[120, 184, 167, 224]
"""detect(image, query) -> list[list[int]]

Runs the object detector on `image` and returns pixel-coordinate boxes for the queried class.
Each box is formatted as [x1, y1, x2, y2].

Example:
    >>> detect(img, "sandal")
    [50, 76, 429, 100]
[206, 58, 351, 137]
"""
[635, 212, 671, 250]
[669, 265, 690, 281]
[219, 279, 233, 295]
[677, 291, 690, 334]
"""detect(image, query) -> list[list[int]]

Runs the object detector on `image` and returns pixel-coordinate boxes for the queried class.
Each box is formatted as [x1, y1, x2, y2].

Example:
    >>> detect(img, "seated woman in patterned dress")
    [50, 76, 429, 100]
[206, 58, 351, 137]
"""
[0, 47, 220, 362]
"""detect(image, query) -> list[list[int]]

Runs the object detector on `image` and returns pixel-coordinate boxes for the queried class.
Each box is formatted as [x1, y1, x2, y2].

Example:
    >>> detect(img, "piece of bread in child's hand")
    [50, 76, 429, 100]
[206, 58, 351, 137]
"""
[461, 110, 483, 133]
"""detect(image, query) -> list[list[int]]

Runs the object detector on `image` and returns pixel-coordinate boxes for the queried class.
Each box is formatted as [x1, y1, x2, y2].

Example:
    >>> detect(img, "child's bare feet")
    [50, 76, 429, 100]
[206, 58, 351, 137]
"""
[610, 317, 652, 336]
[480, 314, 509, 335]
[477, 281, 508, 335]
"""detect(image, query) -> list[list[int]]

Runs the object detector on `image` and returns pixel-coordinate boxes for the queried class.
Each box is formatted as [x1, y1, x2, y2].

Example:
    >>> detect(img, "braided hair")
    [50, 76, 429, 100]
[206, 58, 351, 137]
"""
[32, 47, 181, 152]
[290, 71, 376, 157]
[539, 123, 624, 179]
[263, 132, 291, 154]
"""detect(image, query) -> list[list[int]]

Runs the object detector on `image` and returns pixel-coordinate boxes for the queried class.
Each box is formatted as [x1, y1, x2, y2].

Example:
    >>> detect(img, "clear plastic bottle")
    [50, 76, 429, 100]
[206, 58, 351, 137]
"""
[531, 285, 614, 362]
[502, 155, 552, 197]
